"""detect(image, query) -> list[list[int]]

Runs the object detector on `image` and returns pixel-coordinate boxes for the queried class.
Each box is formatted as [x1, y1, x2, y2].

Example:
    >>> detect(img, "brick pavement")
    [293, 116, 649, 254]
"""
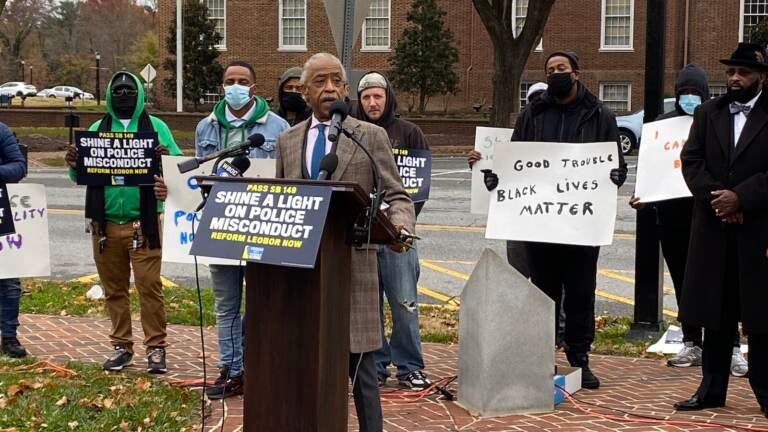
[18, 313, 768, 431]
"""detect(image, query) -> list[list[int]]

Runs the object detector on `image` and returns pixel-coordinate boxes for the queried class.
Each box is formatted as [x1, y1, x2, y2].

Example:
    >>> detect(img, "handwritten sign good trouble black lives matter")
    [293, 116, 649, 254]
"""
[189, 182, 332, 268]
[394, 148, 431, 202]
[75, 131, 159, 186]
[0, 184, 15, 236]
[485, 141, 619, 247]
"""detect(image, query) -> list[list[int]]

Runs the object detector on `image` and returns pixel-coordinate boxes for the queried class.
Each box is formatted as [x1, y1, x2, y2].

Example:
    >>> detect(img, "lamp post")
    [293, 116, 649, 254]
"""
[95, 52, 101, 105]
[20, 60, 25, 82]
[29, 66, 33, 86]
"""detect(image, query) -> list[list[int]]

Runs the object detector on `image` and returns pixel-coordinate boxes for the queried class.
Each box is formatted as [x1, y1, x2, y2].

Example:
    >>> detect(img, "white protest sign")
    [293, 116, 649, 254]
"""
[161, 155, 276, 264]
[635, 116, 693, 203]
[471, 127, 514, 214]
[485, 141, 619, 246]
[0, 184, 50, 278]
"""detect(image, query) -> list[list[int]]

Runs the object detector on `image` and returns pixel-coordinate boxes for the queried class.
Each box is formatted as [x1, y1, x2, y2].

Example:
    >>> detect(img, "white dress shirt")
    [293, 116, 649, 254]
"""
[305, 115, 332, 175]
[734, 91, 761, 146]
[226, 103, 255, 127]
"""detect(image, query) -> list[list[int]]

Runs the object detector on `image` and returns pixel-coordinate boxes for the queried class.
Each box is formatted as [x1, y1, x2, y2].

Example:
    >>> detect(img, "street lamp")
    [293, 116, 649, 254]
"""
[29, 66, 33, 85]
[95, 52, 101, 105]
[20, 60, 25, 82]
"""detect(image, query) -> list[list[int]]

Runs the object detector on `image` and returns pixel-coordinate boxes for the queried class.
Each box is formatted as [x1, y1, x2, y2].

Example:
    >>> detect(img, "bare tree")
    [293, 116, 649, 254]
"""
[0, 0, 51, 80]
[471, 0, 555, 127]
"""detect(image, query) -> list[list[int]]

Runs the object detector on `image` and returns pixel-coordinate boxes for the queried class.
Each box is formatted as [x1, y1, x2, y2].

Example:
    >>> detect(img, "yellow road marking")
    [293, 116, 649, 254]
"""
[599, 269, 675, 295]
[417, 285, 460, 309]
[417, 224, 637, 241]
[419, 259, 469, 281]
[49, 208, 83, 216]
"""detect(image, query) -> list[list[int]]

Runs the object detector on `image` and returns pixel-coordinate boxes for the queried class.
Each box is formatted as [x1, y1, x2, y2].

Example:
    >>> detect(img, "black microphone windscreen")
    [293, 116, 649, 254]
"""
[329, 101, 349, 120]
[231, 155, 251, 173]
[247, 133, 265, 148]
[319, 153, 338, 174]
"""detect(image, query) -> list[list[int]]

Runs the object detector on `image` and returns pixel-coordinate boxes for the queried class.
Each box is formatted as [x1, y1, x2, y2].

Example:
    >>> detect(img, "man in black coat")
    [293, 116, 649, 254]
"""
[483, 51, 628, 389]
[675, 43, 768, 418]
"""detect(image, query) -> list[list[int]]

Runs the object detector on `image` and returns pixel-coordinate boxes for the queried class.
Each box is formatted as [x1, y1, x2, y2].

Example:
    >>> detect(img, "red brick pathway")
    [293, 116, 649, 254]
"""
[19, 314, 768, 431]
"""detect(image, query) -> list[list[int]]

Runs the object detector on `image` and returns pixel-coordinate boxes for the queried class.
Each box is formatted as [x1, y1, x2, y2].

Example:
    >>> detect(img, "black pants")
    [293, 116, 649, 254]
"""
[506, 240, 530, 278]
[697, 237, 768, 406]
[660, 224, 741, 347]
[349, 352, 383, 432]
[527, 243, 599, 354]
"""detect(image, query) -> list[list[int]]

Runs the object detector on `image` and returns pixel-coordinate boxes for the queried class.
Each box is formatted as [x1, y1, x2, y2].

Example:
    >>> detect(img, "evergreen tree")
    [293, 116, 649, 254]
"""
[389, 0, 458, 113]
[162, 0, 222, 111]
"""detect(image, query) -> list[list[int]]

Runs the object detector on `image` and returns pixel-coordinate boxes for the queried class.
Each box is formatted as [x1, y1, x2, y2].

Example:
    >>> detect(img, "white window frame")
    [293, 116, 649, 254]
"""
[739, 0, 768, 42]
[206, 0, 226, 50]
[362, 0, 391, 52]
[599, 82, 632, 112]
[600, 0, 634, 51]
[278, 0, 307, 52]
[511, 0, 543, 52]
[520, 81, 532, 108]
[709, 83, 728, 99]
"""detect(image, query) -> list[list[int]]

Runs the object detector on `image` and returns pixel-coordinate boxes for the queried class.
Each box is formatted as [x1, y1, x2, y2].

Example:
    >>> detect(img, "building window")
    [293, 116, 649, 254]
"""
[520, 82, 532, 108]
[206, 0, 226, 48]
[363, 0, 390, 50]
[601, 0, 634, 50]
[741, 0, 768, 42]
[709, 83, 728, 99]
[511, 0, 543, 51]
[600, 83, 631, 112]
[279, 0, 307, 50]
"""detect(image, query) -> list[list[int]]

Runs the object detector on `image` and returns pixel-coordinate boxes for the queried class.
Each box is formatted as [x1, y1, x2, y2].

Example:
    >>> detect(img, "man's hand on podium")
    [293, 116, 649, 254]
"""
[389, 224, 416, 253]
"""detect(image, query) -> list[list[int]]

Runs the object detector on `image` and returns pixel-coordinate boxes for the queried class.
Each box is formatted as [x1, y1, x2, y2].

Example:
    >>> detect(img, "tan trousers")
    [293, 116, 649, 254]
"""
[91, 219, 167, 353]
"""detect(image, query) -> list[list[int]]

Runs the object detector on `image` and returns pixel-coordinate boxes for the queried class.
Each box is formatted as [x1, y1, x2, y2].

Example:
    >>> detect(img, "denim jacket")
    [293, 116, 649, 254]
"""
[195, 110, 289, 158]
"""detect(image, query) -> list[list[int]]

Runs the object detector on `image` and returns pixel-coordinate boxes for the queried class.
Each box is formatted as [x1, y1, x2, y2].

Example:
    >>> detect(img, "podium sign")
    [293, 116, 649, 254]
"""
[75, 130, 159, 186]
[190, 181, 332, 268]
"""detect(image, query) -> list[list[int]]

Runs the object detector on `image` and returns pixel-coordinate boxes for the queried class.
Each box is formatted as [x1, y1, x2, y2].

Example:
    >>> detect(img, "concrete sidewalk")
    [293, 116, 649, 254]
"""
[18, 313, 768, 431]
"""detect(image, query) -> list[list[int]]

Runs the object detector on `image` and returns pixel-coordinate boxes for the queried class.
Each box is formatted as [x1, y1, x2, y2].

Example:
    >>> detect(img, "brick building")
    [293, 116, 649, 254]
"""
[155, 0, 763, 114]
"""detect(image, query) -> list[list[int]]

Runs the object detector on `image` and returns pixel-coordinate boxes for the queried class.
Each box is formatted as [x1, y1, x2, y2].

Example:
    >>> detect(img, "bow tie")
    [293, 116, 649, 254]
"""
[730, 102, 752, 115]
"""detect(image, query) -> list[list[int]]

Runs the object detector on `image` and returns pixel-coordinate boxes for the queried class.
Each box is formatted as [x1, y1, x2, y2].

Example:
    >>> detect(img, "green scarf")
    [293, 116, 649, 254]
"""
[212, 96, 270, 149]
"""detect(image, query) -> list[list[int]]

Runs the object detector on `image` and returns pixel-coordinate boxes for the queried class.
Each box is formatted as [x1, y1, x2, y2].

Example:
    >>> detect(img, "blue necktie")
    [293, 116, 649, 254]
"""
[310, 124, 327, 179]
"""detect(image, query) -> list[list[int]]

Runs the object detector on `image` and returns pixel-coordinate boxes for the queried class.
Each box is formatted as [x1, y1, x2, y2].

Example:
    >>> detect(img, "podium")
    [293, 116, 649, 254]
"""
[193, 177, 398, 431]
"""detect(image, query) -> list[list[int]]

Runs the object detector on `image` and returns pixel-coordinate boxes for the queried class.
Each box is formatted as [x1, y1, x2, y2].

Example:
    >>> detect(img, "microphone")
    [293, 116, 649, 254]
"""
[327, 101, 349, 143]
[195, 155, 251, 212]
[215, 155, 251, 177]
[178, 133, 265, 173]
[316, 153, 338, 181]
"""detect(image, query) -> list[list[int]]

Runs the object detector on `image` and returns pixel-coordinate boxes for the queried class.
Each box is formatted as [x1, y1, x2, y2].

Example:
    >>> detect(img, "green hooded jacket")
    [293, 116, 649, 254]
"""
[69, 71, 181, 223]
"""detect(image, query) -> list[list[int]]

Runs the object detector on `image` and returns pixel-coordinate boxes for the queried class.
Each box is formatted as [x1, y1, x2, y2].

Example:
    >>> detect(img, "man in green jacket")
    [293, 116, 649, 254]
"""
[65, 71, 181, 374]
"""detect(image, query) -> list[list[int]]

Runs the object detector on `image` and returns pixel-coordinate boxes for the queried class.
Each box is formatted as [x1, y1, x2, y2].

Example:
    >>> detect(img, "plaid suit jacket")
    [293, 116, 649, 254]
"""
[275, 115, 416, 353]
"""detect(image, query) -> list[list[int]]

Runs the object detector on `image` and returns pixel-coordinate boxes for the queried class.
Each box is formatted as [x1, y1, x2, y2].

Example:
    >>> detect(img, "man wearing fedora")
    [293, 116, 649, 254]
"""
[674, 42, 768, 418]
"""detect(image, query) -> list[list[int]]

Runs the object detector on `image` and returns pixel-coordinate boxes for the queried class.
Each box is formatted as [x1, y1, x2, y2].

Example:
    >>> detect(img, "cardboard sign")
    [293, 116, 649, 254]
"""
[190, 181, 332, 268]
[485, 141, 619, 246]
[0, 184, 15, 236]
[0, 184, 50, 278]
[75, 130, 159, 186]
[394, 148, 431, 202]
[471, 127, 514, 214]
[635, 116, 694, 203]
[161, 155, 276, 265]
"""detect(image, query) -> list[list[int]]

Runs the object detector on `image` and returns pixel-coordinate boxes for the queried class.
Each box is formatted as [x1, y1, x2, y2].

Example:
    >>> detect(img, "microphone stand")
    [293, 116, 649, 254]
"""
[196, 148, 250, 213]
[341, 127, 385, 247]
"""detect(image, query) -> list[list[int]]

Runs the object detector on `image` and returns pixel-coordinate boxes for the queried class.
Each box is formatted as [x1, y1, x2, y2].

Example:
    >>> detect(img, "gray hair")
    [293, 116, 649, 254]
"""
[300, 53, 347, 85]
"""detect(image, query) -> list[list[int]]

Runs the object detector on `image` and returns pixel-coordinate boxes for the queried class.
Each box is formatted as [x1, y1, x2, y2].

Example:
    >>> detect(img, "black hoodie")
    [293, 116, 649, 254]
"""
[276, 67, 312, 126]
[355, 72, 430, 216]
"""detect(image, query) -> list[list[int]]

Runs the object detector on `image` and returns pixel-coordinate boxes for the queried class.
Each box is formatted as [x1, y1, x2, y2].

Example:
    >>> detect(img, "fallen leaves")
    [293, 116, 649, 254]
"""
[55, 396, 68, 406]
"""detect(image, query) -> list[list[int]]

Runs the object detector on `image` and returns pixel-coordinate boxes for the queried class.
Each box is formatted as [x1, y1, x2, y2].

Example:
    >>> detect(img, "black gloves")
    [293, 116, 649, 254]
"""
[481, 169, 498, 191]
[610, 167, 627, 187]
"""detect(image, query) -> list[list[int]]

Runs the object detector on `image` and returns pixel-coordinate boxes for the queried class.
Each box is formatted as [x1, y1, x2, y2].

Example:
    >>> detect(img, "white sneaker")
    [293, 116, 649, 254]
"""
[730, 347, 748, 377]
[667, 342, 703, 368]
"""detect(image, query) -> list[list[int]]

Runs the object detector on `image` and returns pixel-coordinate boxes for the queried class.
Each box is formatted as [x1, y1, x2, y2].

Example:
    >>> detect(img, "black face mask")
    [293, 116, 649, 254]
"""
[281, 91, 307, 112]
[727, 79, 761, 104]
[112, 94, 137, 119]
[547, 72, 575, 98]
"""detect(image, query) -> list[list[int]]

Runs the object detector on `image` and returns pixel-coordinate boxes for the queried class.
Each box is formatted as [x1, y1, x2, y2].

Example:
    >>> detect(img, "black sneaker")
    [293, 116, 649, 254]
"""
[147, 348, 168, 374]
[1, 338, 27, 358]
[205, 367, 244, 400]
[102, 346, 133, 371]
[398, 370, 432, 391]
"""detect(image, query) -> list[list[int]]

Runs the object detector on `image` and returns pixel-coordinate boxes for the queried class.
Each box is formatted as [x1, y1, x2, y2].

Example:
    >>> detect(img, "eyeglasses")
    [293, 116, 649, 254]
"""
[112, 88, 137, 96]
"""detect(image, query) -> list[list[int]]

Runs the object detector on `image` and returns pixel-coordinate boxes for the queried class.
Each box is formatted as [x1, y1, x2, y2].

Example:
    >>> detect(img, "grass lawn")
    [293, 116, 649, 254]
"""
[0, 357, 199, 431]
[21, 279, 661, 357]
[8, 97, 105, 111]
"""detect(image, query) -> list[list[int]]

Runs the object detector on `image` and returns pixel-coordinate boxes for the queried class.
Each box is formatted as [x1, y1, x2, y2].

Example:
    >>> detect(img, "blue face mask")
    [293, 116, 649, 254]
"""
[224, 84, 252, 110]
[679, 94, 702, 115]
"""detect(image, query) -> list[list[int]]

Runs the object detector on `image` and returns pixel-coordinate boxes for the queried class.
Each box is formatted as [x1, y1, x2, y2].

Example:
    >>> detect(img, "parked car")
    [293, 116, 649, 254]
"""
[37, 85, 94, 100]
[0, 82, 37, 97]
[616, 98, 677, 155]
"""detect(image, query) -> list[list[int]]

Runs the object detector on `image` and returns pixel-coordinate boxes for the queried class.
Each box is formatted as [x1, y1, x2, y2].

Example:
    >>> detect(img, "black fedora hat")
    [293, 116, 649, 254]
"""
[720, 42, 768, 71]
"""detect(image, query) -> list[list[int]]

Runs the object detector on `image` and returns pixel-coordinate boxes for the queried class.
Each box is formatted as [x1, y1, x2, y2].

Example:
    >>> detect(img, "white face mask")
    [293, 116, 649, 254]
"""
[224, 84, 252, 109]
